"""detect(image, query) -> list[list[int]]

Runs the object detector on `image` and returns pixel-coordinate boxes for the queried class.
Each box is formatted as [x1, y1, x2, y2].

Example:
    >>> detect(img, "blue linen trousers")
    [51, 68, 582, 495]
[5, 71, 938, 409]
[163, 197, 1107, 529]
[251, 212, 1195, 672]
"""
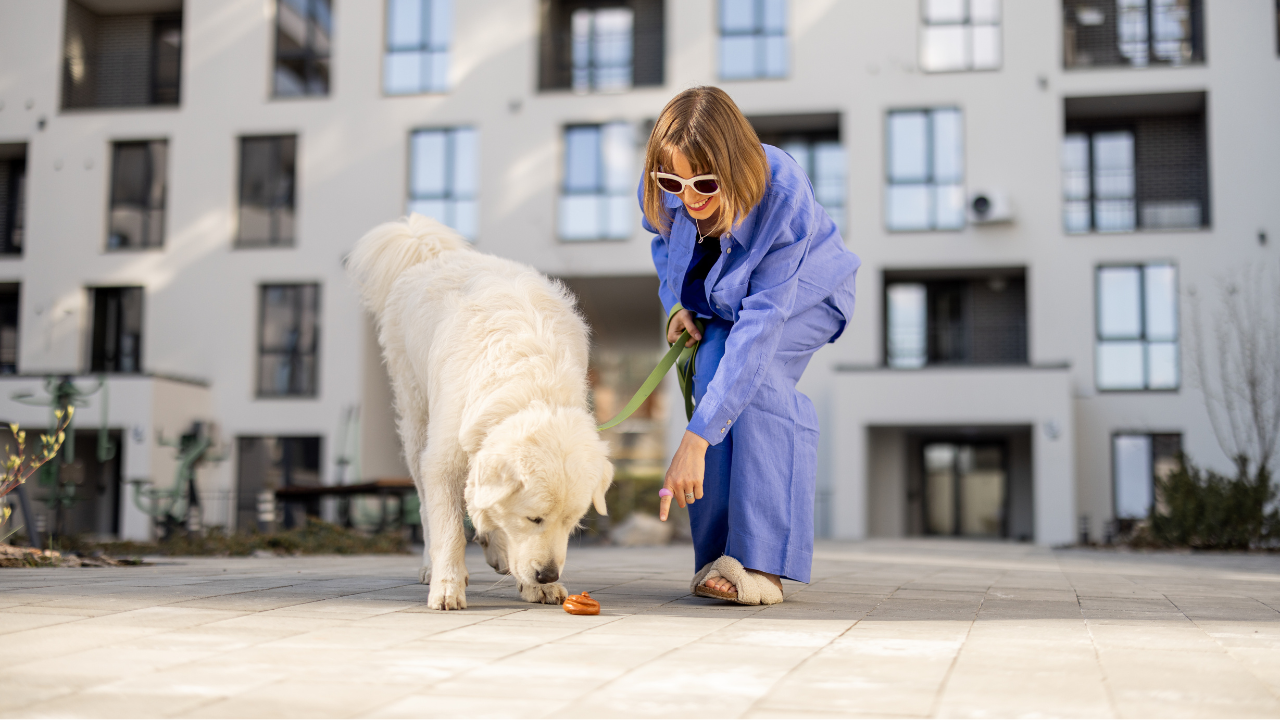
[689, 300, 844, 584]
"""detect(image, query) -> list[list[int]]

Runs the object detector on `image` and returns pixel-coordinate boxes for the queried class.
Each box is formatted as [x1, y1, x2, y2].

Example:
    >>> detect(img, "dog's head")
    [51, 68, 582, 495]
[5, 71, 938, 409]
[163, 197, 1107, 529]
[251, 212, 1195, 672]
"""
[465, 403, 612, 587]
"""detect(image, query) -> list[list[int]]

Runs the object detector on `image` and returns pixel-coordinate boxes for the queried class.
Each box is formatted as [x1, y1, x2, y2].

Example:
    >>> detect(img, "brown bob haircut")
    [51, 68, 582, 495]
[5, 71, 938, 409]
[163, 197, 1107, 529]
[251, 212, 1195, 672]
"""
[642, 86, 769, 239]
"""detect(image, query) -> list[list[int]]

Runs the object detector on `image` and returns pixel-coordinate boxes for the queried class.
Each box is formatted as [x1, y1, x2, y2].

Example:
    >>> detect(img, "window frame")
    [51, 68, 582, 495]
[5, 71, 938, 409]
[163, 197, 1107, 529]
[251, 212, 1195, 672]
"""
[1, 156, 24, 256]
[107, 139, 168, 252]
[273, 0, 333, 99]
[1111, 431, 1183, 521]
[236, 135, 298, 249]
[571, 4, 635, 93]
[884, 107, 966, 232]
[0, 283, 19, 375]
[407, 126, 478, 240]
[256, 283, 321, 399]
[88, 286, 145, 375]
[557, 121, 634, 242]
[1063, 125, 1138, 234]
[918, 0, 1002, 73]
[718, 0, 789, 81]
[383, 0, 452, 96]
[1094, 262, 1180, 392]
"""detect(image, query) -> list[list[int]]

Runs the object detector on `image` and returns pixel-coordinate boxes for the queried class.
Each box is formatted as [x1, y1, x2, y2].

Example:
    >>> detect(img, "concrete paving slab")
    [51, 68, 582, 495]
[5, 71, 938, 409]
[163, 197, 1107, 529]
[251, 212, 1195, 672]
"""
[2, 540, 1280, 717]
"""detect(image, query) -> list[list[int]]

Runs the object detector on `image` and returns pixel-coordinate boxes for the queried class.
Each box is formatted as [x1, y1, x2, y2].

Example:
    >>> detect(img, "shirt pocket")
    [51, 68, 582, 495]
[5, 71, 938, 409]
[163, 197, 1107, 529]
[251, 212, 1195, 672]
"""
[709, 280, 750, 322]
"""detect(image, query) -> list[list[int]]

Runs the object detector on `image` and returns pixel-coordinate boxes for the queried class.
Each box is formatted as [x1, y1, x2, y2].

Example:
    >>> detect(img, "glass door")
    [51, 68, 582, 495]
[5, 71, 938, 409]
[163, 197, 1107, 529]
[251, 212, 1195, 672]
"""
[924, 441, 1007, 537]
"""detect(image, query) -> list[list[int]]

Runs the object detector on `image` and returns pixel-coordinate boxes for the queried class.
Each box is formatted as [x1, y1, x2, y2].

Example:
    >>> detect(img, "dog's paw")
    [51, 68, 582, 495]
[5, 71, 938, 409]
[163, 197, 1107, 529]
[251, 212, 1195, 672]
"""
[427, 580, 468, 610]
[418, 565, 431, 584]
[519, 581, 568, 605]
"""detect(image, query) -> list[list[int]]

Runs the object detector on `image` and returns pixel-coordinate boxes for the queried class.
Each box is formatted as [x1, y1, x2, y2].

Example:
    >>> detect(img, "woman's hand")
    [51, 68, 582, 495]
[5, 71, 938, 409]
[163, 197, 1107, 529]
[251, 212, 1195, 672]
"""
[660, 431, 710, 521]
[668, 309, 703, 347]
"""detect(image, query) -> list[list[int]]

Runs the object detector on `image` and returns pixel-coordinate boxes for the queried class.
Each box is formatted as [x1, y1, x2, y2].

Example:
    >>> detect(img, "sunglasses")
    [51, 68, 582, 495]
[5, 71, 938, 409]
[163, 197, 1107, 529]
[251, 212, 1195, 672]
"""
[651, 172, 721, 196]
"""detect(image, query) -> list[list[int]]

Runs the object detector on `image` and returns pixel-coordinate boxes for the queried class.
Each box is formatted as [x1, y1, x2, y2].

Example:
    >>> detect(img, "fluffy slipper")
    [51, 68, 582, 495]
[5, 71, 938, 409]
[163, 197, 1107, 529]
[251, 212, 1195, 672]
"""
[691, 555, 784, 605]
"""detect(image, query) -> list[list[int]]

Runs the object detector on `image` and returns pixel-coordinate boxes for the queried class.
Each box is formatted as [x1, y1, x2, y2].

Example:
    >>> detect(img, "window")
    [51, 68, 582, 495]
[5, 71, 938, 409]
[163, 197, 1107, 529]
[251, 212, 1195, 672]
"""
[886, 108, 964, 231]
[90, 287, 144, 373]
[559, 123, 633, 241]
[108, 140, 167, 250]
[61, 1, 184, 109]
[0, 285, 18, 374]
[1096, 264, 1178, 391]
[1063, 130, 1135, 232]
[752, 117, 846, 234]
[409, 127, 477, 239]
[720, 0, 786, 80]
[385, 0, 451, 95]
[573, 6, 633, 92]
[238, 136, 297, 247]
[885, 271, 1027, 368]
[274, 0, 331, 97]
[236, 436, 322, 531]
[1063, 94, 1209, 233]
[1113, 432, 1181, 519]
[0, 149, 24, 256]
[538, 0, 664, 92]
[777, 137, 845, 234]
[1063, 0, 1203, 69]
[920, 0, 1000, 72]
[258, 284, 320, 397]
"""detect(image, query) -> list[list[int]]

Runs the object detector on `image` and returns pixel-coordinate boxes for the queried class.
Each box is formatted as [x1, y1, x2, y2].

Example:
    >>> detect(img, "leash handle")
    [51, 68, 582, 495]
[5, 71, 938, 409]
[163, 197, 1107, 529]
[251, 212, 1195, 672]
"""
[596, 320, 703, 431]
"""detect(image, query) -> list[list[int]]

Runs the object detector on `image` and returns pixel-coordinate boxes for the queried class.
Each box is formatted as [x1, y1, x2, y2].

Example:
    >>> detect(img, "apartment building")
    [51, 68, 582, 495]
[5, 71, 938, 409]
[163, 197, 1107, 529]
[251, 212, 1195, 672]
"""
[0, 0, 1276, 544]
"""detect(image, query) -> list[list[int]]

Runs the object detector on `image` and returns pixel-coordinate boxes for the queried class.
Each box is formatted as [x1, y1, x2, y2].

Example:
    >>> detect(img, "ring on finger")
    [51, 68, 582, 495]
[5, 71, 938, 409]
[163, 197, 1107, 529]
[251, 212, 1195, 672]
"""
[684, 492, 695, 502]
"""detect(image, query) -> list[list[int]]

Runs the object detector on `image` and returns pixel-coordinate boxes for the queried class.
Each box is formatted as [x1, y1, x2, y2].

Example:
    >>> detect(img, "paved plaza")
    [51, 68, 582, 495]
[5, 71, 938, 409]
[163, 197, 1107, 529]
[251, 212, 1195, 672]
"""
[2, 540, 1280, 718]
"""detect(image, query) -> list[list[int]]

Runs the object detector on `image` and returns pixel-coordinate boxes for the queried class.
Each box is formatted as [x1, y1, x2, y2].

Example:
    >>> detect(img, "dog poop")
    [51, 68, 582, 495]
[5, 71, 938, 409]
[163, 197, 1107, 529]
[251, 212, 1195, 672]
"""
[563, 592, 600, 615]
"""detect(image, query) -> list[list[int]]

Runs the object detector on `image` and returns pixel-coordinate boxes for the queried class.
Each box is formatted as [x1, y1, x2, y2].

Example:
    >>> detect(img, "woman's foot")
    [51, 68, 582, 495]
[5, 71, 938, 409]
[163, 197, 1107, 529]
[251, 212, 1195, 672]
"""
[701, 568, 783, 597]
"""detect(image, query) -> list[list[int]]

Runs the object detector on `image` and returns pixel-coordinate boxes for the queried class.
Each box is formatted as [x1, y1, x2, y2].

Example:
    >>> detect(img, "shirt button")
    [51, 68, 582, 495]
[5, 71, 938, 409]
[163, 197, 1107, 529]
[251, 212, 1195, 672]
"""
[720, 428, 726, 433]
[726, 248, 732, 254]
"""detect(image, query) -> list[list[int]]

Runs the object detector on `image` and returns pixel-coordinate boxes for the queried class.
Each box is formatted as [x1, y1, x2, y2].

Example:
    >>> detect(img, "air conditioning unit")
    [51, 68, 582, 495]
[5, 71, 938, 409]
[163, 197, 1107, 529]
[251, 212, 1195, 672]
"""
[967, 190, 1013, 225]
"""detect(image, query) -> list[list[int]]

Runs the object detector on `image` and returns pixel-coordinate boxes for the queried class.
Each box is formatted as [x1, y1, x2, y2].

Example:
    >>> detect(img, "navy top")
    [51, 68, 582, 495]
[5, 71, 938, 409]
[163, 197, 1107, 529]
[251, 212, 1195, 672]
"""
[680, 235, 721, 319]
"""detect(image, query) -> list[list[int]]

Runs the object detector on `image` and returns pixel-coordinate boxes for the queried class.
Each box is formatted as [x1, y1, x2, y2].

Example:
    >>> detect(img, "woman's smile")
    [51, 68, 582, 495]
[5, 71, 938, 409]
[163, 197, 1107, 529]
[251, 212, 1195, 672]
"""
[669, 150, 722, 222]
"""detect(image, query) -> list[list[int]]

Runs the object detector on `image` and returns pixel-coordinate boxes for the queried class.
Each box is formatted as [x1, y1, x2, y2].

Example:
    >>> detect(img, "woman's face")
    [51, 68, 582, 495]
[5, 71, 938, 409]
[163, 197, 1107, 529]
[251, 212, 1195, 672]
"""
[667, 150, 721, 224]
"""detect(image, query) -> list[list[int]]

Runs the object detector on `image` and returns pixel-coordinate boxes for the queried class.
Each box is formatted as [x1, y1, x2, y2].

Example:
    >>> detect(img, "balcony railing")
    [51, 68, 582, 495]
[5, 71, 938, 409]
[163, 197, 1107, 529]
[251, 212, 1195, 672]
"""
[1063, 0, 1203, 69]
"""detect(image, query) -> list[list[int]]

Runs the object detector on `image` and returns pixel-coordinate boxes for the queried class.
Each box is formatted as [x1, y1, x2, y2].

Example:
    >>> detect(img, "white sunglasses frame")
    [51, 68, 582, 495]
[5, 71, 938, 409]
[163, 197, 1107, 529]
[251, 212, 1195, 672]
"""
[650, 171, 722, 196]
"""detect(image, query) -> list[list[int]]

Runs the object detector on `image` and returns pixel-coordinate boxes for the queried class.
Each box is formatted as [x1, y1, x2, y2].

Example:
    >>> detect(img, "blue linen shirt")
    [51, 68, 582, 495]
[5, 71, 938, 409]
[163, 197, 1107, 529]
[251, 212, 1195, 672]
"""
[643, 144, 861, 446]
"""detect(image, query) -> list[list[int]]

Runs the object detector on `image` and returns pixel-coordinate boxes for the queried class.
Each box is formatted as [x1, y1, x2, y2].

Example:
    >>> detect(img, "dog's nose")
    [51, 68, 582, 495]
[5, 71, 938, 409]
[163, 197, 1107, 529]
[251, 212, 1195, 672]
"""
[535, 567, 559, 584]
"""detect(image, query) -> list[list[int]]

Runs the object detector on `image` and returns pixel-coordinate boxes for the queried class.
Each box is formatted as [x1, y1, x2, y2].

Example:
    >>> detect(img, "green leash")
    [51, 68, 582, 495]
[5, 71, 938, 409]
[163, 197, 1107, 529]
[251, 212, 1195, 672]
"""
[597, 317, 703, 431]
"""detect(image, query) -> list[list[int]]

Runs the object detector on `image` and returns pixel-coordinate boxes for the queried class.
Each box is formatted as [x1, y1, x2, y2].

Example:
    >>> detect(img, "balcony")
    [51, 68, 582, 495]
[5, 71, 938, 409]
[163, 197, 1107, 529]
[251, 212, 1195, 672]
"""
[1063, 0, 1203, 69]
[62, 0, 183, 110]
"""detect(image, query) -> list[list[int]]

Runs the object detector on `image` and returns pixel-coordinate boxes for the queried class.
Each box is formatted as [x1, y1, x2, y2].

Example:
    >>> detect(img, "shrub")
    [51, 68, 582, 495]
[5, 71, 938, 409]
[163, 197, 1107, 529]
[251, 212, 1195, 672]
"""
[1144, 455, 1279, 550]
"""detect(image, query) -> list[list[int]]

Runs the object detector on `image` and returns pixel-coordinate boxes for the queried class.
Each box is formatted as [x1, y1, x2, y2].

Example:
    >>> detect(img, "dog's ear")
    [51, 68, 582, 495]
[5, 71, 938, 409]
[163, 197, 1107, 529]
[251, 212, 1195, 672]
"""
[465, 451, 519, 513]
[592, 459, 614, 516]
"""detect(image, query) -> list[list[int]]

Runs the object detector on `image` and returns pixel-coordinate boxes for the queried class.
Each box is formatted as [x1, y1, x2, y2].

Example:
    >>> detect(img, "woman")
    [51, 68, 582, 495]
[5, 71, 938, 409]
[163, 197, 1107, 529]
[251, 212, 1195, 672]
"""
[643, 86, 860, 605]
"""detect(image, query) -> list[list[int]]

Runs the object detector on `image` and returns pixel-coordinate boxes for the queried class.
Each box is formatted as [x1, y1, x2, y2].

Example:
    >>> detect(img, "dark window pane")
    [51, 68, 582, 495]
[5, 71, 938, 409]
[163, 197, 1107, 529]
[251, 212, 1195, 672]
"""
[0, 285, 19, 374]
[109, 141, 166, 249]
[238, 136, 296, 246]
[274, 0, 331, 97]
[90, 287, 144, 373]
[258, 284, 320, 397]
[2, 158, 25, 255]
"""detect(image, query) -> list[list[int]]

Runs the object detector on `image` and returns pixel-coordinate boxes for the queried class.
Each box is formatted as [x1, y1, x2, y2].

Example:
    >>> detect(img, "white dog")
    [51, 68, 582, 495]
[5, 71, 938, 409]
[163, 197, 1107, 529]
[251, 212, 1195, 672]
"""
[347, 214, 612, 610]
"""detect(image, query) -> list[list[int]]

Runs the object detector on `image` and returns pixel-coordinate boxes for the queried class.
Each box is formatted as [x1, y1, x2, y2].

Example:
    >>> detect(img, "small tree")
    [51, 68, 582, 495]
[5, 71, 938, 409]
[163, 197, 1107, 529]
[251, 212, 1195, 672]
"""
[1187, 261, 1280, 477]
[0, 408, 74, 543]
[0, 408, 74, 499]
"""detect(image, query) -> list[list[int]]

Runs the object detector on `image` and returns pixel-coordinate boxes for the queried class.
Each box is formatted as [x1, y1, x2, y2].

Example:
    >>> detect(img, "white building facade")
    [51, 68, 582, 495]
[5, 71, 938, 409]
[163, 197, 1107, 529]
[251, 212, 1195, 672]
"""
[0, 0, 1276, 545]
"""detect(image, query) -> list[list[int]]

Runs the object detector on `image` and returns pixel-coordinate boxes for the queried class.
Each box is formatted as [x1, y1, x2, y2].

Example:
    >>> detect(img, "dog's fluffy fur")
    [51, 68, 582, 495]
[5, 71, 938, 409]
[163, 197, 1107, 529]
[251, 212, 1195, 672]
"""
[347, 214, 612, 610]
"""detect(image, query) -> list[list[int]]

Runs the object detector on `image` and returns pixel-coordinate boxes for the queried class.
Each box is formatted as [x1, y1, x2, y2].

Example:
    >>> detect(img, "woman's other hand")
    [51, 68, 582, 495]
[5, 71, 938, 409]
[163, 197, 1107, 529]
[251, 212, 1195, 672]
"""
[667, 309, 703, 347]
[660, 431, 710, 521]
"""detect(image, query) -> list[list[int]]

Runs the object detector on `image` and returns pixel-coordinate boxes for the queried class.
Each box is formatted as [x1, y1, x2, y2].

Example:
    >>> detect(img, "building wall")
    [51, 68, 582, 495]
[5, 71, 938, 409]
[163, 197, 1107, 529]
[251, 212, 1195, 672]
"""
[0, 0, 1276, 541]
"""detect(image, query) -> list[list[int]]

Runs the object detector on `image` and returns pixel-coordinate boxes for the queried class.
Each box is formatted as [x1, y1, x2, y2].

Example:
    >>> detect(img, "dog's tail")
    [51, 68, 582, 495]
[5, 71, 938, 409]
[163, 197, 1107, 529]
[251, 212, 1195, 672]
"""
[346, 213, 470, 317]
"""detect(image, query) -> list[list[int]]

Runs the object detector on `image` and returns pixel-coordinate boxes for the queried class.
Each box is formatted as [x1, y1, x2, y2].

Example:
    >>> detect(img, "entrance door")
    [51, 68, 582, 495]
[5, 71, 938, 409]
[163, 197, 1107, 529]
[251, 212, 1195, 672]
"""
[923, 442, 1007, 537]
